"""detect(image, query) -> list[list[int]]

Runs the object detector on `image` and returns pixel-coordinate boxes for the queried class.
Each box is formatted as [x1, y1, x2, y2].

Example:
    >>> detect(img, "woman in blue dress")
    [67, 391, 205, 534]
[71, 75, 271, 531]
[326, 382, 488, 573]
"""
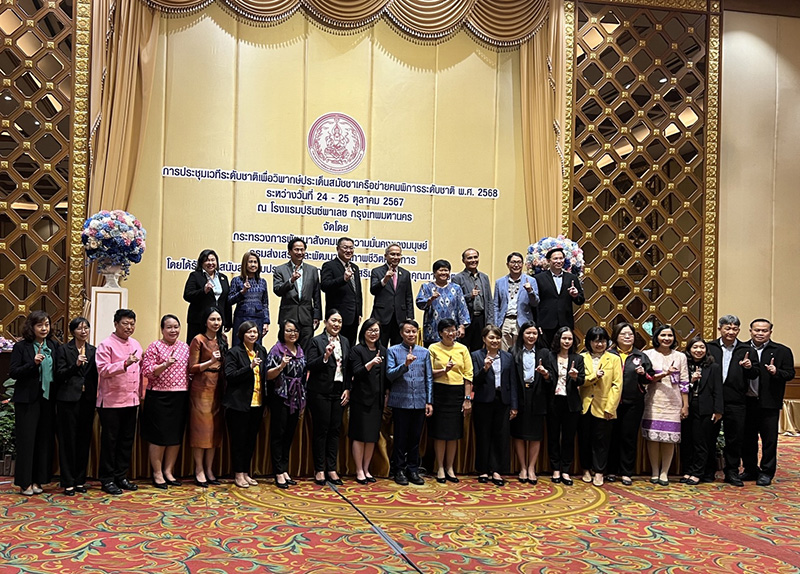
[415, 259, 470, 347]
[228, 251, 271, 346]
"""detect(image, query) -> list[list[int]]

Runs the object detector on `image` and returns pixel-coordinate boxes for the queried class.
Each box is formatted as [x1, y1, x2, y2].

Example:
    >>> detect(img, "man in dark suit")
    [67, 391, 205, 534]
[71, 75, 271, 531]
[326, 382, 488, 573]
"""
[272, 237, 322, 352]
[452, 248, 494, 352]
[533, 247, 585, 346]
[321, 237, 362, 345]
[740, 318, 795, 486]
[370, 243, 414, 347]
[706, 314, 754, 486]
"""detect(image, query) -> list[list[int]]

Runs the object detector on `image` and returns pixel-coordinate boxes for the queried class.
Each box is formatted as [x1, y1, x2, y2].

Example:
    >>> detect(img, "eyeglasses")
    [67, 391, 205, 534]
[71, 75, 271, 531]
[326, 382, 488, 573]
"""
[284, 329, 299, 334]
[366, 328, 380, 334]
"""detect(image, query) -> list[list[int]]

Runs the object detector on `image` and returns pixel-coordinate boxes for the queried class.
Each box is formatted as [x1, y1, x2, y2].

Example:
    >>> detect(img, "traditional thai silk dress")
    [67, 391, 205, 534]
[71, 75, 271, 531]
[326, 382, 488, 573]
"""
[641, 349, 689, 443]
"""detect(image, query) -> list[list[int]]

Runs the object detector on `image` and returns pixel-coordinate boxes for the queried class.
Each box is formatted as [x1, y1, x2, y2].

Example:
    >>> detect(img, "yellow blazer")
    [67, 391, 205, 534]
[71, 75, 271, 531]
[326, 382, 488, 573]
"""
[580, 351, 623, 418]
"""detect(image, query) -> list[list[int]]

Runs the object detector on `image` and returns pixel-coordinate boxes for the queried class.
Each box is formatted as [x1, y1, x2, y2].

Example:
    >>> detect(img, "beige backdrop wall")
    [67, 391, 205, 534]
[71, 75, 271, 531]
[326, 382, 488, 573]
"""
[719, 10, 800, 356]
[124, 6, 531, 343]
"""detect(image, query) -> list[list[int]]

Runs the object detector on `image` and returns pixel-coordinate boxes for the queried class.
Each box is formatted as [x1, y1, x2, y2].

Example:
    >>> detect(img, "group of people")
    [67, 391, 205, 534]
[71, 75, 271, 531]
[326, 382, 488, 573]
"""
[6, 237, 794, 496]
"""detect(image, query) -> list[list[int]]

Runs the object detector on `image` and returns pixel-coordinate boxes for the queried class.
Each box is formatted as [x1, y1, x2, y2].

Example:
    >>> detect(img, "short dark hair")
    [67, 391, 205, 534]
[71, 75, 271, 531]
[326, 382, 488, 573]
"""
[546, 247, 565, 260]
[113, 309, 136, 323]
[514, 321, 539, 353]
[22, 310, 51, 342]
[461, 248, 479, 260]
[684, 335, 714, 367]
[68, 316, 90, 335]
[160, 314, 180, 329]
[400, 319, 419, 330]
[550, 326, 576, 354]
[358, 318, 381, 346]
[277, 319, 299, 345]
[481, 324, 502, 339]
[651, 324, 677, 350]
[750, 318, 773, 329]
[196, 249, 218, 271]
[584, 326, 611, 351]
[237, 320, 258, 344]
[611, 322, 638, 350]
[239, 250, 261, 280]
[437, 317, 458, 334]
[507, 252, 524, 263]
[325, 308, 342, 321]
[288, 237, 307, 251]
[337, 237, 354, 248]
[432, 259, 451, 273]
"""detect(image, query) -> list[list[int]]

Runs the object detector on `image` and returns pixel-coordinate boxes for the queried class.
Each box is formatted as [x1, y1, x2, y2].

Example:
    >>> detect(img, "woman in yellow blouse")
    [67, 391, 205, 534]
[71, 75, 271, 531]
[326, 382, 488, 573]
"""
[579, 326, 622, 487]
[429, 318, 473, 483]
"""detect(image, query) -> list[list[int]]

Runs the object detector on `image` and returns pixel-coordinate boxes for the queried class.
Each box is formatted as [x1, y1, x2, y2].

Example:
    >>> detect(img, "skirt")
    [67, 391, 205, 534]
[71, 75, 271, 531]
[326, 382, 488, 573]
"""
[189, 373, 224, 448]
[510, 384, 544, 441]
[429, 383, 465, 441]
[349, 401, 383, 443]
[140, 390, 188, 446]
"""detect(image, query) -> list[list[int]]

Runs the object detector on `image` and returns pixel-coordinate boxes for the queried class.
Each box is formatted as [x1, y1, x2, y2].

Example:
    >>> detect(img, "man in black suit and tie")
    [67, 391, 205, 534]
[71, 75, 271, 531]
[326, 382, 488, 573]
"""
[452, 248, 494, 352]
[533, 247, 585, 346]
[706, 314, 754, 486]
[740, 318, 795, 486]
[272, 237, 322, 352]
[370, 243, 414, 347]
[321, 237, 363, 345]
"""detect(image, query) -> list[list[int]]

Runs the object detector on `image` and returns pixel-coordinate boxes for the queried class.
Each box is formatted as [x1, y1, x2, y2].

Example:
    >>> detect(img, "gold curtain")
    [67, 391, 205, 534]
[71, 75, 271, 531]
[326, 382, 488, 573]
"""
[84, 0, 565, 478]
[139, 0, 548, 46]
[520, 0, 564, 240]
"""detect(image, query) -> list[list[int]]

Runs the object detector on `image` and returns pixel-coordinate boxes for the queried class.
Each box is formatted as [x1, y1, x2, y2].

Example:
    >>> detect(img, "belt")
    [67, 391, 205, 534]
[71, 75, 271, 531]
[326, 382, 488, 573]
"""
[524, 381, 534, 388]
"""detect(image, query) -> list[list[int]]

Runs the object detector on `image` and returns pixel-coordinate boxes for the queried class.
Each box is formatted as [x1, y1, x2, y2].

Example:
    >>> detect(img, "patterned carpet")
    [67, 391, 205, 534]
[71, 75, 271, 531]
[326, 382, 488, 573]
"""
[2, 439, 800, 573]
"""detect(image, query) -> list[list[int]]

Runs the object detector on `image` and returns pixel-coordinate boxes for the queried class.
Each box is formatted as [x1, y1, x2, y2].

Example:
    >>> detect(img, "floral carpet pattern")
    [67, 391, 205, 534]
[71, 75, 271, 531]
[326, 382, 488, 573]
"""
[2, 439, 800, 573]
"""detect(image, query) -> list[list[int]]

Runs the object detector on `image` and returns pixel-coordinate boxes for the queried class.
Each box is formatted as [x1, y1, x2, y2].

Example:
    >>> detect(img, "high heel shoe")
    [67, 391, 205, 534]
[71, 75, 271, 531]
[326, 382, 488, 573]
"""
[275, 477, 289, 490]
[285, 478, 297, 486]
[194, 477, 209, 488]
[64, 488, 76, 496]
[445, 473, 459, 483]
[365, 475, 377, 483]
[327, 475, 343, 486]
[436, 475, 447, 484]
[207, 478, 221, 486]
[164, 478, 182, 487]
[74, 485, 88, 493]
[355, 477, 369, 485]
[152, 477, 168, 490]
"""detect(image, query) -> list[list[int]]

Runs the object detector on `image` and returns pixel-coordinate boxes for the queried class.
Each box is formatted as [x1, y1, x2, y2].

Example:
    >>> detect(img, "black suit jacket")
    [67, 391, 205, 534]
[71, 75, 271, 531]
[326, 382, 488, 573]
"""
[273, 261, 322, 327]
[471, 349, 518, 410]
[321, 258, 362, 326]
[306, 331, 351, 395]
[223, 344, 268, 411]
[706, 339, 755, 407]
[183, 269, 232, 329]
[54, 339, 98, 403]
[512, 347, 552, 415]
[370, 264, 414, 326]
[533, 271, 585, 330]
[9, 338, 59, 403]
[687, 361, 724, 416]
[749, 340, 795, 410]
[544, 351, 585, 413]
[348, 344, 386, 407]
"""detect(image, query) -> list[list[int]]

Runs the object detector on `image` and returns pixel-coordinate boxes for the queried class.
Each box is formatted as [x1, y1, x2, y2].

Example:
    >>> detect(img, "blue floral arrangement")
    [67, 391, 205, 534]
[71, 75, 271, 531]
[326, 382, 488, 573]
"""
[526, 235, 584, 278]
[81, 210, 146, 276]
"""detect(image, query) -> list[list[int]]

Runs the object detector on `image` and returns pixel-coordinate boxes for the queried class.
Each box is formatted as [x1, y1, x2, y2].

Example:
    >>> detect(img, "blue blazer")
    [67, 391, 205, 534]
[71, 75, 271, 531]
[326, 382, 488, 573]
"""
[493, 274, 538, 327]
[471, 348, 519, 410]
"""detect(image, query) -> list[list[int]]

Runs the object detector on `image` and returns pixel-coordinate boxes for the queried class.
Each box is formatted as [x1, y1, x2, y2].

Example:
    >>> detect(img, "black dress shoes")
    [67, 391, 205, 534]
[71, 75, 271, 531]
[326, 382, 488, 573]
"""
[394, 471, 409, 486]
[445, 473, 459, 483]
[327, 475, 343, 486]
[491, 477, 505, 487]
[165, 478, 182, 487]
[738, 471, 759, 482]
[436, 476, 447, 484]
[724, 474, 744, 487]
[207, 479, 222, 486]
[314, 478, 327, 486]
[275, 478, 289, 489]
[64, 488, 75, 496]
[74, 485, 88, 493]
[365, 476, 377, 483]
[756, 474, 772, 486]
[355, 477, 369, 485]
[102, 482, 123, 495]
[152, 478, 168, 490]
[286, 478, 298, 486]
[478, 476, 489, 484]
[561, 477, 574, 486]
[116, 478, 138, 491]
[551, 476, 562, 484]
[408, 472, 425, 485]
[194, 478, 209, 488]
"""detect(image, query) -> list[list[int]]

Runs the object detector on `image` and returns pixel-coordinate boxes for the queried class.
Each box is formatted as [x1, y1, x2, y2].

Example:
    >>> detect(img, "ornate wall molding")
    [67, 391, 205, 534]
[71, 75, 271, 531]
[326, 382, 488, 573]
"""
[69, 0, 92, 320]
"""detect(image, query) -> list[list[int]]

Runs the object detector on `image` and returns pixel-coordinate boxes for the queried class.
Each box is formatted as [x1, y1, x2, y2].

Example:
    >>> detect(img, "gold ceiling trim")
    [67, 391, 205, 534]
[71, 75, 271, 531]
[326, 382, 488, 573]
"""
[599, 0, 708, 11]
[68, 0, 92, 319]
